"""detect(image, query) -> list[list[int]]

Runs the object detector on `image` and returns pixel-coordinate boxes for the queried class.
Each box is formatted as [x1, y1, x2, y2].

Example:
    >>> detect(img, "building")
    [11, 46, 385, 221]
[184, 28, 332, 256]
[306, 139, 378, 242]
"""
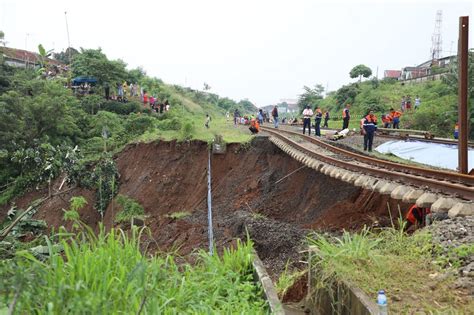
[385, 55, 455, 81]
[0, 46, 64, 68]
[383, 70, 402, 80]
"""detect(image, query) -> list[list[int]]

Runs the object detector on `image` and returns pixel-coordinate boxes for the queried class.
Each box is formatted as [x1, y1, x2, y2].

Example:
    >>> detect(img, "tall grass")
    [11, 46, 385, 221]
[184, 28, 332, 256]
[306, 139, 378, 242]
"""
[0, 226, 267, 314]
[306, 227, 474, 313]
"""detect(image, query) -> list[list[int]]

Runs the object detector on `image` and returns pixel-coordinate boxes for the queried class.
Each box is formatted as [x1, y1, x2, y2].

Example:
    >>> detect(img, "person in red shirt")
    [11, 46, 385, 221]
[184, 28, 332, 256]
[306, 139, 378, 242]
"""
[404, 204, 430, 230]
[143, 91, 149, 107]
[249, 118, 260, 134]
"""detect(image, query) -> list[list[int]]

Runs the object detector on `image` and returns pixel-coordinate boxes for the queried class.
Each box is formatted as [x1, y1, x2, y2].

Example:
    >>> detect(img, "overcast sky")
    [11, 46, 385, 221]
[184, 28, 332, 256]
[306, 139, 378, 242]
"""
[1, 0, 472, 106]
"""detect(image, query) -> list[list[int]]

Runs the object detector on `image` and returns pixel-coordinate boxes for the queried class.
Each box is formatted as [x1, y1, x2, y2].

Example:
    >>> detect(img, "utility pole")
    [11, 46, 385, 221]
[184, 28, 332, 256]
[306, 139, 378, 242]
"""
[458, 16, 469, 174]
[64, 11, 71, 62]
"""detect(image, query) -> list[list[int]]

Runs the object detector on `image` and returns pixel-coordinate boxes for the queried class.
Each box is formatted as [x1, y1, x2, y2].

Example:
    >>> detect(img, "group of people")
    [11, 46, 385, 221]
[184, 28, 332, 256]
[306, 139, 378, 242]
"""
[400, 95, 421, 112]
[381, 108, 403, 129]
[141, 91, 170, 113]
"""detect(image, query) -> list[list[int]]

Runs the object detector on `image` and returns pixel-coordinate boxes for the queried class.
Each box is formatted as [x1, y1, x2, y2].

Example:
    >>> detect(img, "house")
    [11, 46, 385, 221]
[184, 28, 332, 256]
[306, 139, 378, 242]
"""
[383, 70, 401, 80]
[0, 46, 64, 68]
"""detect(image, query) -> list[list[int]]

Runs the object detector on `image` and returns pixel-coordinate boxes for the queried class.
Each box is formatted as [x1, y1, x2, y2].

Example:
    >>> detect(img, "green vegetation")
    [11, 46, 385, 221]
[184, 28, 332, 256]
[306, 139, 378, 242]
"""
[275, 262, 305, 297]
[166, 211, 191, 220]
[0, 226, 267, 314]
[307, 225, 474, 313]
[349, 64, 372, 82]
[0, 45, 254, 208]
[297, 50, 474, 139]
[115, 194, 145, 223]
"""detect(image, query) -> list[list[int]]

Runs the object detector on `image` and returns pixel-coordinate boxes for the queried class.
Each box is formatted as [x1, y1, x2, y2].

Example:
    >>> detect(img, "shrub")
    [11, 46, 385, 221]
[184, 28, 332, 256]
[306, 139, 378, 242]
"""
[79, 94, 104, 114]
[180, 122, 195, 140]
[115, 194, 144, 223]
[124, 113, 155, 136]
[156, 116, 181, 131]
[100, 100, 140, 115]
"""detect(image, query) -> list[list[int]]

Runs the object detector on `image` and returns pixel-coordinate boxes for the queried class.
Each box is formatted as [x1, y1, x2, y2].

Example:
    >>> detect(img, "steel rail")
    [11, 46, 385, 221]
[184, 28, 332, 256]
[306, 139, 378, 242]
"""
[262, 126, 474, 186]
[261, 127, 474, 200]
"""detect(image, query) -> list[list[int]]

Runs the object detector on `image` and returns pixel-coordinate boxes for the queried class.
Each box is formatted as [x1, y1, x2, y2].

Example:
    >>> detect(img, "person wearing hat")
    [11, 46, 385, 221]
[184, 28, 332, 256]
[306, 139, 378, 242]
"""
[302, 105, 313, 135]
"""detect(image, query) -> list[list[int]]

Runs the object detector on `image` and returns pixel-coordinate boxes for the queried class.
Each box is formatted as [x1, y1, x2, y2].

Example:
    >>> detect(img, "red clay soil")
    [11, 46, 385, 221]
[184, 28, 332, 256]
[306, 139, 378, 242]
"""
[1, 137, 412, 279]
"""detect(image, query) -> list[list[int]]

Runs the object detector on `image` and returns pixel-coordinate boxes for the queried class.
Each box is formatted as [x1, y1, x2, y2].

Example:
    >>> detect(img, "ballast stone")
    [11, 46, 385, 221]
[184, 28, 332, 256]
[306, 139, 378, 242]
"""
[448, 203, 474, 218]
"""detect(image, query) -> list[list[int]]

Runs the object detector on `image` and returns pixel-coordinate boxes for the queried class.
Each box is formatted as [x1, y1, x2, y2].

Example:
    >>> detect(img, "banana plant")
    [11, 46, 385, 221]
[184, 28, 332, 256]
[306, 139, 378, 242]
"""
[37, 44, 53, 74]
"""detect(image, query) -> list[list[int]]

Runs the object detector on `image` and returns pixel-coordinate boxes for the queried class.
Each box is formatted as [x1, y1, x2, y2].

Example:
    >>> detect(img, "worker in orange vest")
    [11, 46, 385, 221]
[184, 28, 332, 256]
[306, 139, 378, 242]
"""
[454, 123, 459, 139]
[249, 117, 260, 134]
[342, 104, 351, 129]
[404, 204, 430, 230]
[362, 110, 377, 152]
[389, 108, 402, 129]
[381, 114, 392, 128]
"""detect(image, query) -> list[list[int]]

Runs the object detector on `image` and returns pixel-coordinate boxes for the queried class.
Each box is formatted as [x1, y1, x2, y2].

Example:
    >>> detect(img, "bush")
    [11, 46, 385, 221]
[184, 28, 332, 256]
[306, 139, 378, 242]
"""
[100, 100, 140, 115]
[79, 94, 104, 114]
[115, 194, 144, 223]
[124, 113, 155, 136]
[180, 122, 195, 140]
[156, 117, 181, 131]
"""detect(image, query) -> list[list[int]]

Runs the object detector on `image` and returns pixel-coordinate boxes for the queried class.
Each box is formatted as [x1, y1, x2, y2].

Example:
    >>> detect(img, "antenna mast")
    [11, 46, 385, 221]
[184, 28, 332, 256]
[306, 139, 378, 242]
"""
[430, 10, 443, 60]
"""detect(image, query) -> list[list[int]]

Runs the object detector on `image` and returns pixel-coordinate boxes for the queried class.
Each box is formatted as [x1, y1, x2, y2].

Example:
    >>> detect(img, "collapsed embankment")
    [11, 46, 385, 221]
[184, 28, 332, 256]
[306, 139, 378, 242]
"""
[1, 137, 410, 278]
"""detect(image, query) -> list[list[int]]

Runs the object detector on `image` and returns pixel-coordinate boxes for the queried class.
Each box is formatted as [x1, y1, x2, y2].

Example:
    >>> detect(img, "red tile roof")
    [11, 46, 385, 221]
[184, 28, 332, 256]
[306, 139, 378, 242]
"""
[0, 46, 64, 66]
[383, 70, 401, 78]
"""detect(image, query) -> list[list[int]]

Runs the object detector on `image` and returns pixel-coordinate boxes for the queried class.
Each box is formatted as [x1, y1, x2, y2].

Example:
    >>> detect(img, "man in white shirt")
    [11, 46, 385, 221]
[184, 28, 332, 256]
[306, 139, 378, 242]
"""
[302, 105, 314, 135]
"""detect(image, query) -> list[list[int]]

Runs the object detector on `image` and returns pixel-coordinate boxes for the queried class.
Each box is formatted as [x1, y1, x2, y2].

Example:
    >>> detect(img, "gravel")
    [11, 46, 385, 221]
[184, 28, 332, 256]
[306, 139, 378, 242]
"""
[428, 216, 474, 295]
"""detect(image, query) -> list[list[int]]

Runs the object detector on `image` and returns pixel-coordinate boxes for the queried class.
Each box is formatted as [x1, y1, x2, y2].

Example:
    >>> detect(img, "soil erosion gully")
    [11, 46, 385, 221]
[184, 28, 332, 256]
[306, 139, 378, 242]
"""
[261, 126, 474, 200]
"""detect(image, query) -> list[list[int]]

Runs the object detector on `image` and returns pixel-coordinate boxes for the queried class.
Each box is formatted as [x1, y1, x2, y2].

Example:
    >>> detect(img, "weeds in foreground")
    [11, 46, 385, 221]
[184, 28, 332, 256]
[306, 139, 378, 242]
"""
[275, 261, 306, 297]
[0, 226, 267, 314]
[307, 226, 474, 314]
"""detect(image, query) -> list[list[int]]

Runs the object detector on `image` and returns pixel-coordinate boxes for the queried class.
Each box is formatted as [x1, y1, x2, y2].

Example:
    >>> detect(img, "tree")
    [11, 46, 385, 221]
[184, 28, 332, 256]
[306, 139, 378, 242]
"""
[350, 64, 372, 82]
[71, 48, 128, 85]
[127, 67, 146, 84]
[53, 47, 79, 65]
[297, 84, 324, 112]
[0, 30, 5, 46]
[203, 82, 211, 91]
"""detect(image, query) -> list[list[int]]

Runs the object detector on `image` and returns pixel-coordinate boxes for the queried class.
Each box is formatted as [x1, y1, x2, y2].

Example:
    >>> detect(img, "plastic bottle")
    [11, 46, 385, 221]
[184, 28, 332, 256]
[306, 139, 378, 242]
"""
[377, 290, 388, 315]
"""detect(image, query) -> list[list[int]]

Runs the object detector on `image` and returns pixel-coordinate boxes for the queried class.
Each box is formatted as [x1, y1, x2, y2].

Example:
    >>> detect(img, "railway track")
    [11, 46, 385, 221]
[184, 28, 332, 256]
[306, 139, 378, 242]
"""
[261, 126, 474, 201]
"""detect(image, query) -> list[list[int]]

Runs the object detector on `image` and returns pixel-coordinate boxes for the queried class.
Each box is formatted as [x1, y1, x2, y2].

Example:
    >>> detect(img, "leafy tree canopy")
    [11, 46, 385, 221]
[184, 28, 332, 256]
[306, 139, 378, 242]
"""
[71, 48, 128, 85]
[350, 64, 372, 82]
[297, 84, 324, 112]
[53, 47, 79, 65]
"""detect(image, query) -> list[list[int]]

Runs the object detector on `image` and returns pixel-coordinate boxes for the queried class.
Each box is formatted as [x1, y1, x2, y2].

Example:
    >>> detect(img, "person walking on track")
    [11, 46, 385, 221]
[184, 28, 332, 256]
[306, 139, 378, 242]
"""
[323, 110, 330, 128]
[272, 105, 279, 128]
[314, 107, 322, 136]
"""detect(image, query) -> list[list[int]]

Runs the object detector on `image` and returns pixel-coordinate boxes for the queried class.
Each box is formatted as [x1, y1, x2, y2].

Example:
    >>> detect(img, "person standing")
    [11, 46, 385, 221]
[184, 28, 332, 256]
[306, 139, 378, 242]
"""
[314, 107, 322, 136]
[205, 114, 211, 128]
[323, 110, 330, 128]
[362, 110, 377, 152]
[414, 95, 421, 110]
[257, 109, 264, 125]
[233, 109, 239, 126]
[342, 104, 351, 129]
[302, 105, 313, 135]
[272, 105, 279, 128]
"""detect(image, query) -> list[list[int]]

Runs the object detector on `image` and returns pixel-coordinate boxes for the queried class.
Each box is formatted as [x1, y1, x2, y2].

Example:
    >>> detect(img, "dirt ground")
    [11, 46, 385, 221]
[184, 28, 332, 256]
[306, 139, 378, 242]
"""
[1, 138, 411, 283]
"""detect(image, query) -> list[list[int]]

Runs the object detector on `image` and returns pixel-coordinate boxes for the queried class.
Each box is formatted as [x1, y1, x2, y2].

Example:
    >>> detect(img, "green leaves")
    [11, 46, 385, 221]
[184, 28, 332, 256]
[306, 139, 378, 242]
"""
[349, 64, 372, 82]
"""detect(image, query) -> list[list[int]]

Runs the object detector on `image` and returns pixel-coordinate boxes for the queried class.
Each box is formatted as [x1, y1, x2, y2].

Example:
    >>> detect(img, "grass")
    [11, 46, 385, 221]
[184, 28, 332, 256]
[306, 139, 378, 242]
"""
[0, 226, 268, 314]
[139, 114, 253, 144]
[165, 211, 191, 220]
[275, 261, 306, 297]
[307, 224, 474, 314]
[114, 194, 145, 223]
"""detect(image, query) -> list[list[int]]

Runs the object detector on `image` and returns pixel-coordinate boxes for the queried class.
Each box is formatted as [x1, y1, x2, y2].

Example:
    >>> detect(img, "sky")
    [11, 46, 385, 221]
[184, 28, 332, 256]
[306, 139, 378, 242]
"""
[0, 0, 472, 107]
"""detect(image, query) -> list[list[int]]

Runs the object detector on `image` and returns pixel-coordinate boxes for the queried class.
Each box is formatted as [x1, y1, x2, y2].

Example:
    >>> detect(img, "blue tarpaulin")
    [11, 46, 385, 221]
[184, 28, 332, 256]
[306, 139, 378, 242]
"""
[72, 76, 97, 85]
[375, 140, 474, 171]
